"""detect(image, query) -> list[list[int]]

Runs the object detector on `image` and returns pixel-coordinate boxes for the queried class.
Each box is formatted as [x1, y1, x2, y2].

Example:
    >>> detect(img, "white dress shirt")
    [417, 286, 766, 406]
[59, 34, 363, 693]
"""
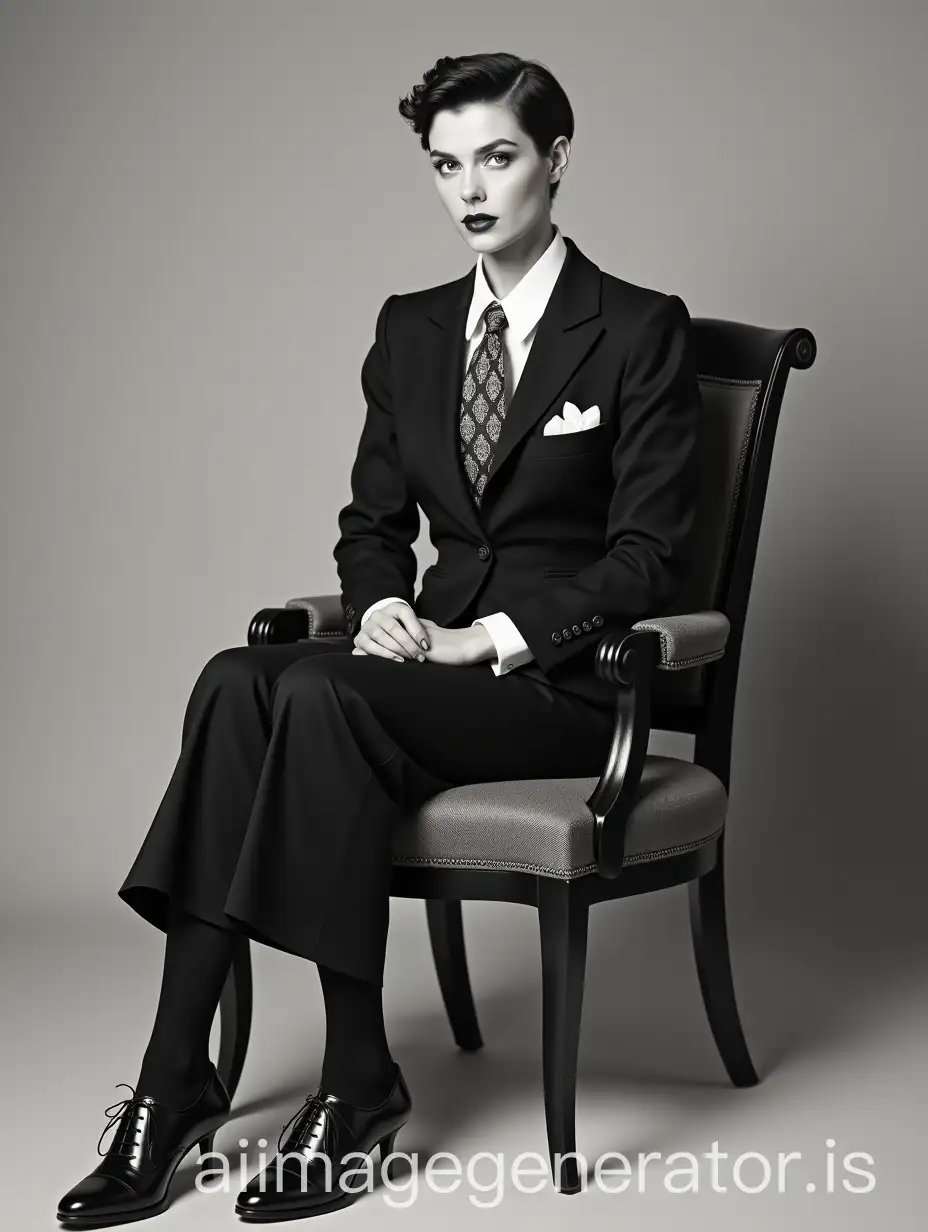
[360, 225, 568, 675]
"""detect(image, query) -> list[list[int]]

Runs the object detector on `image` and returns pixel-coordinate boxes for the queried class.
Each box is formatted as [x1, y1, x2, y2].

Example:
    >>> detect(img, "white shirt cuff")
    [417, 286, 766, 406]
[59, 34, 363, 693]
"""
[471, 612, 535, 676]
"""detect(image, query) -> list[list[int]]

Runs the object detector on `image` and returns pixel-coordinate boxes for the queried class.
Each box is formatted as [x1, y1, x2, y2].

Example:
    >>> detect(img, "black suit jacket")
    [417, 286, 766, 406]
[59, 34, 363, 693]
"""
[333, 235, 702, 711]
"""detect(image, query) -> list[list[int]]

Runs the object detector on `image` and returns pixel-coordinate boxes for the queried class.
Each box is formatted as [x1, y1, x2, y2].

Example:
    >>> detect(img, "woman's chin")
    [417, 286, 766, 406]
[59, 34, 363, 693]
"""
[460, 225, 507, 250]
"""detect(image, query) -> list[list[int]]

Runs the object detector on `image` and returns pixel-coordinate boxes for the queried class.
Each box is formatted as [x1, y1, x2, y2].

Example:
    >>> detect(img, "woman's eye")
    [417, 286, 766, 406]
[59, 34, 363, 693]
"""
[434, 153, 511, 174]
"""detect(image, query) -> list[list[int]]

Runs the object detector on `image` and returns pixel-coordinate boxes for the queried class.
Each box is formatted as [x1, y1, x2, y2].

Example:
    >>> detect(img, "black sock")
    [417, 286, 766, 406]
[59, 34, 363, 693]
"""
[135, 902, 237, 1107]
[317, 963, 396, 1107]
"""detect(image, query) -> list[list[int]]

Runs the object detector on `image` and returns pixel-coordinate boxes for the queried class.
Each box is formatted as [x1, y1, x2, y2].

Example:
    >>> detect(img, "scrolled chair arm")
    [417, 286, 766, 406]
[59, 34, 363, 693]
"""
[587, 609, 729, 878]
[248, 594, 349, 645]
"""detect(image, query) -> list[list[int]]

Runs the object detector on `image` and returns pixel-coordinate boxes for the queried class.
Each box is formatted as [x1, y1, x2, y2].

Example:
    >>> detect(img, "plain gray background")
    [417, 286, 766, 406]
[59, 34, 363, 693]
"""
[1, 1, 925, 1228]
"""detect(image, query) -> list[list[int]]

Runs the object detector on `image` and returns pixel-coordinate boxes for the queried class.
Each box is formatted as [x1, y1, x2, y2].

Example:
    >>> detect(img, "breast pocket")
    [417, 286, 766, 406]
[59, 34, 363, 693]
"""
[520, 422, 609, 460]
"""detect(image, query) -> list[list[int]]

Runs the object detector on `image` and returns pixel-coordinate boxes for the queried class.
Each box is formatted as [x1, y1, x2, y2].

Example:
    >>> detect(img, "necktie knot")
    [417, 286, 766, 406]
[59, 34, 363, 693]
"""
[483, 301, 508, 334]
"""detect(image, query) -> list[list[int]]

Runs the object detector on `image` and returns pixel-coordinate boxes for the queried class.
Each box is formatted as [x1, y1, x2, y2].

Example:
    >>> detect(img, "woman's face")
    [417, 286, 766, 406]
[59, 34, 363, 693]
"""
[427, 101, 567, 257]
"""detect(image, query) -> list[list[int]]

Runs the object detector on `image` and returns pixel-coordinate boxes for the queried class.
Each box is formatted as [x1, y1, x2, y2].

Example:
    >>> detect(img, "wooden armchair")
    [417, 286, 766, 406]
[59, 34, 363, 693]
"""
[218, 315, 817, 1194]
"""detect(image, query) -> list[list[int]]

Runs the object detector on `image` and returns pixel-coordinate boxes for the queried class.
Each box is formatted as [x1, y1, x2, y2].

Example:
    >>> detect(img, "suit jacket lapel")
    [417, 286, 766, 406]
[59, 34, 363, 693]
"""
[423, 265, 484, 538]
[420, 235, 605, 532]
[484, 237, 605, 494]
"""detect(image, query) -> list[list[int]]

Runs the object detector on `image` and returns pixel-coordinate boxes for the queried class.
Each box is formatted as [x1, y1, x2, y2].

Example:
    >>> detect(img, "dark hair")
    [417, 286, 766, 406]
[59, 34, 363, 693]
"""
[398, 52, 574, 204]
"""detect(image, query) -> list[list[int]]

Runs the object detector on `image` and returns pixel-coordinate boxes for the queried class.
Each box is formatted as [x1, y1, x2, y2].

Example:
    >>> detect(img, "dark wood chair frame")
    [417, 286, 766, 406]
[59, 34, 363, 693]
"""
[215, 317, 817, 1194]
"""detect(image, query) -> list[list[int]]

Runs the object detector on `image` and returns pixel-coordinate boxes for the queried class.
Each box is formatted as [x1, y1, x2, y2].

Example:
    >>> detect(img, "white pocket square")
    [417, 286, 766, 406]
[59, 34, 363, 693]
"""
[543, 401, 601, 435]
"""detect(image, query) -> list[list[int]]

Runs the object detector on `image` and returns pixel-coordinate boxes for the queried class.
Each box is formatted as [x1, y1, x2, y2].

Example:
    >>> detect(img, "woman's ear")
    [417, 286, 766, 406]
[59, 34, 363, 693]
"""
[550, 135, 570, 183]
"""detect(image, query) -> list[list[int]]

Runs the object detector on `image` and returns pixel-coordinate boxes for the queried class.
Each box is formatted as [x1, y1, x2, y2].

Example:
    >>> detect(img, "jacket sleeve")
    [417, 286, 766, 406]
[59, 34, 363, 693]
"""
[333, 295, 420, 637]
[503, 293, 702, 677]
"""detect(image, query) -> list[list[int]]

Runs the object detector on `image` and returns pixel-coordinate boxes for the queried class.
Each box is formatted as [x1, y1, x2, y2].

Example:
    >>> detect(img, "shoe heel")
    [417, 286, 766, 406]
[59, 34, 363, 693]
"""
[198, 1131, 216, 1164]
[379, 1128, 401, 1179]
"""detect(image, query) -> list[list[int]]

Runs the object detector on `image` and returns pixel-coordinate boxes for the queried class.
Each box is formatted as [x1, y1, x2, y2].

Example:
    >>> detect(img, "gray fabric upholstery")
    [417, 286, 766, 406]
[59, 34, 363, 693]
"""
[631, 610, 729, 669]
[391, 754, 726, 879]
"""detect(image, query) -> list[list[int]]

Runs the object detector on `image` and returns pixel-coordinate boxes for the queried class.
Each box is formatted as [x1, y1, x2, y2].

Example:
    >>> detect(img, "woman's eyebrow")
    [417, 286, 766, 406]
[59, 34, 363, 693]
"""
[429, 138, 519, 160]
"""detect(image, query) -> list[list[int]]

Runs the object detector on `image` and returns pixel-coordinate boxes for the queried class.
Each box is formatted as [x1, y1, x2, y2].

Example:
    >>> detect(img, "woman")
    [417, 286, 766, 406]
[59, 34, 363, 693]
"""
[58, 50, 700, 1225]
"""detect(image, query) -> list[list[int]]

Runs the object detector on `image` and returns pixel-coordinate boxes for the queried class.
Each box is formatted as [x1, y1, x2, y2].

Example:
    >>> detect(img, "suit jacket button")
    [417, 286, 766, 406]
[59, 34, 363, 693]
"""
[581, 620, 592, 632]
[477, 544, 490, 560]
[562, 627, 572, 640]
[551, 632, 562, 645]
[572, 624, 582, 636]
[592, 615, 604, 628]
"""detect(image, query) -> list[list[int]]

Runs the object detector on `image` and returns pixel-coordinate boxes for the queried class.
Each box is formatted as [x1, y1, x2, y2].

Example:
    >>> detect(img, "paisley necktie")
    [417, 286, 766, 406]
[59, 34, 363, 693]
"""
[458, 300, 509, 508]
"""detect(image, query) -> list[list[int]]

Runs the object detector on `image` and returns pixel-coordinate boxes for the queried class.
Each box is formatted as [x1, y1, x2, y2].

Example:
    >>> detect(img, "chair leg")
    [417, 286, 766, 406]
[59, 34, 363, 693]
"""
[425, 900, 483, 1051]
[217, 935, 253, 1102]
[688, 841, 759, 1087]
[538, 877, 589, 1195]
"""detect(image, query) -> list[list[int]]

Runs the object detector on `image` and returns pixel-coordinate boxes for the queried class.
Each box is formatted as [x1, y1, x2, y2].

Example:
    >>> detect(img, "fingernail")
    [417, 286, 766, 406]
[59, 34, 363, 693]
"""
[393, 655, 403, 662]
[417, 652, 425, 662]
[420, 639, 429, 649]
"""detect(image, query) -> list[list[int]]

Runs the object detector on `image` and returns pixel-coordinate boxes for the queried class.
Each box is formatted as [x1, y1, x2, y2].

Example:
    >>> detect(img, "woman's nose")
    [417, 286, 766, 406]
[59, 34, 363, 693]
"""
[460, 178, 485, 204]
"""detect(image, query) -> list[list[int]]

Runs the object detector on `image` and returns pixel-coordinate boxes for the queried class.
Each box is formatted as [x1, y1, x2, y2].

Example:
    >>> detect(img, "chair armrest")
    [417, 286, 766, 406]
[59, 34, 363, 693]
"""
[283, 593, 349, 635]
[265, 598, 728, 666]
[629, 610, 729, 670]
[248, 594, 350, 646]
[586, 612, 728, 877]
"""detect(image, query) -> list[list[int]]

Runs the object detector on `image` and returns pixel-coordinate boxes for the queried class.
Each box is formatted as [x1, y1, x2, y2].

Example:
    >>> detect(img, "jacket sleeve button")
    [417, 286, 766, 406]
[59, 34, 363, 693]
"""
[562, 628, 572, 640]
[592, 615, 604, 628]
[551, 632, 562, 645]
[581, 620, 592, 632]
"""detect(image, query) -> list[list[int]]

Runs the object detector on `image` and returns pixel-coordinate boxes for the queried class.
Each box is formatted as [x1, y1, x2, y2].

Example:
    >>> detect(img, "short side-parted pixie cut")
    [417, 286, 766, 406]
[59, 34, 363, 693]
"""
[398, 52, 574, 203]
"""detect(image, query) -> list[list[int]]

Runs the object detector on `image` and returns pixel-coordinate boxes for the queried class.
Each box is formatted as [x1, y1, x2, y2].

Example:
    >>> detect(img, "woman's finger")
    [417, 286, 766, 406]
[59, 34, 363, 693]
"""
[382, 614, 426, 660]
[394, 606, 431, 652]
[357, 627, 407, 662]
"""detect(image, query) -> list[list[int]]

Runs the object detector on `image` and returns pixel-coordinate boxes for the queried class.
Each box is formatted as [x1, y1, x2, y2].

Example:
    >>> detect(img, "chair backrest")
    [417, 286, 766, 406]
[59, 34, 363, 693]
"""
[651, 318, 817, 735]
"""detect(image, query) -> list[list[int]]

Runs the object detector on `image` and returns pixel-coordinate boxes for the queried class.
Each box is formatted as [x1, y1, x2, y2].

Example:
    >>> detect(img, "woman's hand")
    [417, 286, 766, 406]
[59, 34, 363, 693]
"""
[352, 606, 495, 667]
[415, 618, 495, 666]
[352, 601, 430, 662]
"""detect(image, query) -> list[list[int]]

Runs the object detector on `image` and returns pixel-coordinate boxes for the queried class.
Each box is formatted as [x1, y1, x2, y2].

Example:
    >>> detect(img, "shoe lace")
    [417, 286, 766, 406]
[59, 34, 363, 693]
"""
[277, 1091, 352, 1156]
[96, 1083, 161, 1159]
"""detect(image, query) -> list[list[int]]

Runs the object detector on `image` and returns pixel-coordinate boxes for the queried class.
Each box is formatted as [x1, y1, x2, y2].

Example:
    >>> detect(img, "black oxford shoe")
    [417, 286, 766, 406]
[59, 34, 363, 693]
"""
[57, 1063, 231, 1227]
[235, 1063, 411, 1220]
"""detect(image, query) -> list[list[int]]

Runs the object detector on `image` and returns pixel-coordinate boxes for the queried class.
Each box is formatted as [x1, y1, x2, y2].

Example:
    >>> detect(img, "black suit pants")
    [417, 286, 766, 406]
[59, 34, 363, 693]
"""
[118, 640, 616, 986]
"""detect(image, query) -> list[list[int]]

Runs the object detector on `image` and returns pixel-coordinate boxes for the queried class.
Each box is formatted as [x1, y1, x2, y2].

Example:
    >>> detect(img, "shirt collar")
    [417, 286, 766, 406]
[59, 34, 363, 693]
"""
[465, 224, 567, 345]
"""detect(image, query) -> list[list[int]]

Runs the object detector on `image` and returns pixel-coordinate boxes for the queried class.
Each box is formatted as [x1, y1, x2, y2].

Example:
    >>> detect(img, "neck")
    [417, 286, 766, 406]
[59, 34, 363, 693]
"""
[482, 218, 556, 300]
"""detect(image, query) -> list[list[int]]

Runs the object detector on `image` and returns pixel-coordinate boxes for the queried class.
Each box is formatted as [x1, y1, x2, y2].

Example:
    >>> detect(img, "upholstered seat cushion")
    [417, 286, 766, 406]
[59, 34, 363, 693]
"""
[391, 754, 727, 879]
